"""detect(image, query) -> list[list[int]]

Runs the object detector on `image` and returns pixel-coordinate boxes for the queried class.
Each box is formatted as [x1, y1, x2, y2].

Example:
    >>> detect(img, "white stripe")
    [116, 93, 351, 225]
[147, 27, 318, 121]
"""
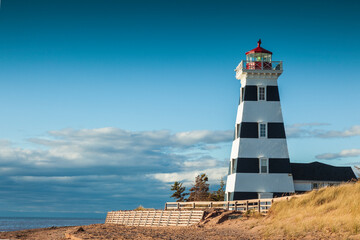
[231, 138, 289, 159]
[236, 101, 284, 123]
[226, 173, 294, 193]
[241, 77, 279, 86]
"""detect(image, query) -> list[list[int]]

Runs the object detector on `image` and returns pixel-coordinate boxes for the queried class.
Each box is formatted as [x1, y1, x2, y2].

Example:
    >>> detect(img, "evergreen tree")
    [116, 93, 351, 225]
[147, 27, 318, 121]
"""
[210, 178, 225, 201]
[187, 174, 210, 201]
[170, 181, 188, 202]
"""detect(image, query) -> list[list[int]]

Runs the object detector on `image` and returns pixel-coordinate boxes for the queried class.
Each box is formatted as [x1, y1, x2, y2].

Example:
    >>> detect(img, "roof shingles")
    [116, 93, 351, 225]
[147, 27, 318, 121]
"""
[291, 162, 356, 182]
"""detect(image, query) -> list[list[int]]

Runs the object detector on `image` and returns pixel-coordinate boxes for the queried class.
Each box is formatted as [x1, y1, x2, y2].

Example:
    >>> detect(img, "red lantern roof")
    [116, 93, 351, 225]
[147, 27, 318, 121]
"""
[245, 39, 272, 55]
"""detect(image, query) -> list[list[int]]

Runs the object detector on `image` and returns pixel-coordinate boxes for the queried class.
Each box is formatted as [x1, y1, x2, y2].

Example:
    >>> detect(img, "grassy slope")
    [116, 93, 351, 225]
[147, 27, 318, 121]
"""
[263, 181, 360, 239]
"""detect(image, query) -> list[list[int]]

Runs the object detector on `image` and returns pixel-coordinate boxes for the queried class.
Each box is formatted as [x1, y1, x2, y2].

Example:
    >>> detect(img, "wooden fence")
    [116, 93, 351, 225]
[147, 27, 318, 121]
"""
[165, 197, 291, 214]
[105, 210, 204, 227]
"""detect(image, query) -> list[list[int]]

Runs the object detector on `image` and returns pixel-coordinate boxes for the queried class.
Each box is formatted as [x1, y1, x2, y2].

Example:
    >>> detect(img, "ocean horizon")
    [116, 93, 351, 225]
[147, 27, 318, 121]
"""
[0, 217, 104, 232]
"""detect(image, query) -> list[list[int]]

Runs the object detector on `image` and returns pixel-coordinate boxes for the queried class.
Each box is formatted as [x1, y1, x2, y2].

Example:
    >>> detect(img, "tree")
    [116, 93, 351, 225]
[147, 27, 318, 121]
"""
[187, 174, 210, 201]
[210, 178, 225, 201]
[170, 181, 188, 202]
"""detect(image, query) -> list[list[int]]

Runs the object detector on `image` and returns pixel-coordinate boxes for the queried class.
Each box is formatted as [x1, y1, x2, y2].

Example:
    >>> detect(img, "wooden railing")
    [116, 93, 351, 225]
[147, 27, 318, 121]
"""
[165, 197, 291, 214]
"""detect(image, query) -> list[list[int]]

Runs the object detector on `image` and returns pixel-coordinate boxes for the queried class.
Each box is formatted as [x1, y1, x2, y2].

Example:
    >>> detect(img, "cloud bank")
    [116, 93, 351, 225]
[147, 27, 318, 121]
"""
[315, 149, 360, 160]
[286, 124, 360, 139]
[0, 128, 232, 216]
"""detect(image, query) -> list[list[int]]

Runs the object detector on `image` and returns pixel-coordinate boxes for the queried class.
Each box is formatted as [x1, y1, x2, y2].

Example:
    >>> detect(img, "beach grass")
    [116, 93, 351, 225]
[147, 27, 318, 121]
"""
[262, 181, 360, 239]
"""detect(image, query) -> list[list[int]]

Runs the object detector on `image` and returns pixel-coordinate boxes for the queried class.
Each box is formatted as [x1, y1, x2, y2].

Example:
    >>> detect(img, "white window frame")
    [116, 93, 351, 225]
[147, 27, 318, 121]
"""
[259, 158, 269, 174]
[258, 122, 267, 138]
[312, 182, 319, 189]
[258, 86, 266, 101]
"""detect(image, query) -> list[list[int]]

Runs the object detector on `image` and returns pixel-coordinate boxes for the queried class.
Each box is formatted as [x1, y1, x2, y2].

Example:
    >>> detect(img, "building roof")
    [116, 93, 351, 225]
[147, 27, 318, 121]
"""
[245, 39, 272, 55]
[291, 162, 357, 182]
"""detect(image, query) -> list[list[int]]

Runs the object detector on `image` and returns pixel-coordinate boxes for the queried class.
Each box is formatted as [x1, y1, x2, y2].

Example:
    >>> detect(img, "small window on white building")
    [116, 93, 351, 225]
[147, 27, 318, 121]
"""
[259, 123, 267, 138]
[258, 86, 266, 101]
[260, 158, 268, 174]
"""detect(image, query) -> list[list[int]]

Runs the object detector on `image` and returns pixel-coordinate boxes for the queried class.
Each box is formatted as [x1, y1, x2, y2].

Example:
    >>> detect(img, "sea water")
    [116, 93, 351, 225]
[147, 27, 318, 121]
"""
[0, 217, 104, 232]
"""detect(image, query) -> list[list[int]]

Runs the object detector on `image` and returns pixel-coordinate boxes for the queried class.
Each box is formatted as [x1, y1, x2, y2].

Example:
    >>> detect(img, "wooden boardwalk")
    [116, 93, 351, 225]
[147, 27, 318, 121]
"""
[106, 197, 291, 227]
[105, 210, 204, 227]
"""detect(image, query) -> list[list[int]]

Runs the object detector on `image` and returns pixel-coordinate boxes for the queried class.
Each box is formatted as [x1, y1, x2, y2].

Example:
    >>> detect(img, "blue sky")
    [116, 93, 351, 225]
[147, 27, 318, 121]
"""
[0, 0, 359, 218]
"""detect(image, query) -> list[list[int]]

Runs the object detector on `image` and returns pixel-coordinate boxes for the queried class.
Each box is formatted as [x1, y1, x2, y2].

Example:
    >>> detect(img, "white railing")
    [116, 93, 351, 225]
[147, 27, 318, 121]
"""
[236, 60, 283, 71]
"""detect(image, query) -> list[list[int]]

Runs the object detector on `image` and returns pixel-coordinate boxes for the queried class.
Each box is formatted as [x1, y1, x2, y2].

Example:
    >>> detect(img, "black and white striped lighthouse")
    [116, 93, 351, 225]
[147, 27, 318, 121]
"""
[225, 40, 295, 200]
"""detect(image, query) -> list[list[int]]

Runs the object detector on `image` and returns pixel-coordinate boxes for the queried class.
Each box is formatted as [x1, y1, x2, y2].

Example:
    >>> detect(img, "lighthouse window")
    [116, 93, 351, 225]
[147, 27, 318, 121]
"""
[236, 124, 240, 138]
[259, 123, 267, 138]
[260, 158, 268, 173]
[258, 86, 266, 101]
[231, 159, 236, 174]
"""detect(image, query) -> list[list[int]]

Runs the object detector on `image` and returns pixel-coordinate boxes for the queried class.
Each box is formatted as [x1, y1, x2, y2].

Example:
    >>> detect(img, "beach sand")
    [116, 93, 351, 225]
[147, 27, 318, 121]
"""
[0, 210, 347, 240]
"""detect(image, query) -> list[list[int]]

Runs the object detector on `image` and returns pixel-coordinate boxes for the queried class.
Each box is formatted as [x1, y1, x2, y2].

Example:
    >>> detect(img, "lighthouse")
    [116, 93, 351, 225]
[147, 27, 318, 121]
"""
[225, 40, 295, 201]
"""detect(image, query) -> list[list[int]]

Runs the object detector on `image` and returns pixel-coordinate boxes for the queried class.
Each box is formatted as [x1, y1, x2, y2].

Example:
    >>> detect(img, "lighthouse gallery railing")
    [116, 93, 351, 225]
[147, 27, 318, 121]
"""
[236, 60, 283, 71]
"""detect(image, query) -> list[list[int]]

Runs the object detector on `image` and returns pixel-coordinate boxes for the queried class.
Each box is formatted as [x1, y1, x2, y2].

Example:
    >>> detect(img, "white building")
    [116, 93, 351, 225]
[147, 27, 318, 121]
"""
[291, 162, 356, 192]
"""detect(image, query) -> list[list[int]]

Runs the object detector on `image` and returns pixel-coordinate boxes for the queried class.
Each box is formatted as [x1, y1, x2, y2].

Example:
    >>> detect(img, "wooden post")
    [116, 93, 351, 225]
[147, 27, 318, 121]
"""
[246, 201, 249, 212]
[258, 200, 261, 213]
[210, 202, 213, 208]
[265, 201, 268, 211]
[192, 202, 195, 209]
[234, 201, 238, 211]
[164, 203, 167, 210]
[227, 201, 230, 210]
[177, 202, 180, 210]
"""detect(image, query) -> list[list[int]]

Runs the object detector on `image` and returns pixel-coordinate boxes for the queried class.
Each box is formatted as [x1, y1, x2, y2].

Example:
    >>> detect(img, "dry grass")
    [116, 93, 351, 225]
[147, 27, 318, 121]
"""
[133, 205, 155, 211]
[262, 181, 360, 239]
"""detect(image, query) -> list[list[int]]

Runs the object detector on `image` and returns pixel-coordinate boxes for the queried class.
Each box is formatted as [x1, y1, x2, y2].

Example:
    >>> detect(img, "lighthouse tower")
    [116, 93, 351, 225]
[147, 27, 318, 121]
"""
[225, 40, 295, 201]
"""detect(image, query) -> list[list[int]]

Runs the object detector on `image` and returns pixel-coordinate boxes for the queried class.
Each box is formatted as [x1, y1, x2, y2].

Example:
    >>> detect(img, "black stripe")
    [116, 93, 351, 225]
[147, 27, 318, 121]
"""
[269, 158, 291, 173]
[234, 158, 292, 173]
[239, 122, 286, 139]
[240, 122, 258, 138]
[233, 192, 258, 200]
[236, 158, 259, 173]
[244, 86, 257, 101]
[268, 123, 286, 138]
[266, 86, 280, 101]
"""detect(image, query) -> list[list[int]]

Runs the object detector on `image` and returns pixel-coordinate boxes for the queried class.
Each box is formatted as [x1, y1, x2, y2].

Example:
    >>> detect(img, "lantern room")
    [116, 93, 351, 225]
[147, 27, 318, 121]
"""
[245, 39, 273, 70]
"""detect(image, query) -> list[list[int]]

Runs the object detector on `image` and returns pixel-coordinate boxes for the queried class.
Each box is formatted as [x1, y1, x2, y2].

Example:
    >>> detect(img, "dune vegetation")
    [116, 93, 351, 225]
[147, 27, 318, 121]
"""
[262, 181, 360, 239]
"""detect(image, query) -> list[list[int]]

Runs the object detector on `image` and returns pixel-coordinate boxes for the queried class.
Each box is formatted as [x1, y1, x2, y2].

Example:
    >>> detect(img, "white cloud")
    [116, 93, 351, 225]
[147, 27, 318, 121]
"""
[315, 149, 360, 160]
[148, 167, 228, 186]
[0, 127, 231, 214]
[317, 125, 360, 138]
[183, 159, 218, 168]
[286, 124, 360, 139]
